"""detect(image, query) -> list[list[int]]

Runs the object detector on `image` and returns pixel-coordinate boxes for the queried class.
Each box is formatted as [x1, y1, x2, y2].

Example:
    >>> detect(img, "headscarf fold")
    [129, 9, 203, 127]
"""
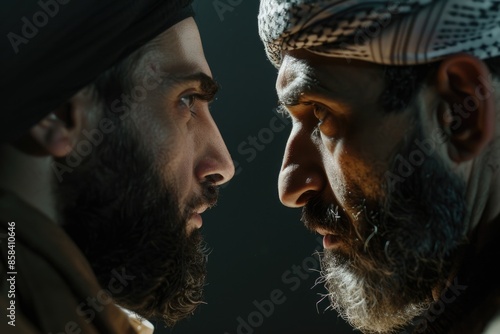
[0, 0, 193, 142]
[258, 0, 500, 68]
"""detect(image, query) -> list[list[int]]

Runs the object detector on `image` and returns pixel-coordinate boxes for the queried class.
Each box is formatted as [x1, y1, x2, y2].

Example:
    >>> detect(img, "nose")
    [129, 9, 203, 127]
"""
[278, 124, 325, 207]
[195, 113, 235, 186]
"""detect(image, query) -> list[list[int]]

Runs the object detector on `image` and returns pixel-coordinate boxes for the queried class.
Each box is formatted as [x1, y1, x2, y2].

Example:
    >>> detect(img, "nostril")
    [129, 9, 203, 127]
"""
[205, 173, 224, 185]
[297, 190, 317, 206]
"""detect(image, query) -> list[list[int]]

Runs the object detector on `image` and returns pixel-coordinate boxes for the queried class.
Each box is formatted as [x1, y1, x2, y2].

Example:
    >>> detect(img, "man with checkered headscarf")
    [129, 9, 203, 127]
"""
[0, 1, 234, 333]
[259, 1, 500, 333]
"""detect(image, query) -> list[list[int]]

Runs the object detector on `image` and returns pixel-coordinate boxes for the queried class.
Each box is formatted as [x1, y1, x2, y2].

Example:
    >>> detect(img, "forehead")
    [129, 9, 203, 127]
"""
[276, 50, 386, 105]
[144, 17, 212, 78]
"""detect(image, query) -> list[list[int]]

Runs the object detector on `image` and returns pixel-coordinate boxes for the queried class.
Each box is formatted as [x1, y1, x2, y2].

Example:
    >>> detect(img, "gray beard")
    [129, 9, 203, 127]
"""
[309, 128, 468, 333]
[321, 250, 430, 333]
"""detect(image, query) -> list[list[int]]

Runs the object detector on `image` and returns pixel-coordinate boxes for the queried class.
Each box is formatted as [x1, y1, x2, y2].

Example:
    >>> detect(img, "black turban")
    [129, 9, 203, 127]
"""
[0, 0, 194, 142]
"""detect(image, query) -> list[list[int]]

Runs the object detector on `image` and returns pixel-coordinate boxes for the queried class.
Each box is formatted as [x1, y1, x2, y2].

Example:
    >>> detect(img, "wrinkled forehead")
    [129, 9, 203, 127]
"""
[276, 50, 387, 106]
[276, 52, 315, 95]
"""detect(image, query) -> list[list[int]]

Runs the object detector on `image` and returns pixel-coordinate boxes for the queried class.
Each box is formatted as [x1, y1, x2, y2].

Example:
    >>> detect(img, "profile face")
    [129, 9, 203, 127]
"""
[58, 17, 235, 325]
[276, 49, 410, 225]
[275, 49, 468, 332]
[130, 17, 235, 233]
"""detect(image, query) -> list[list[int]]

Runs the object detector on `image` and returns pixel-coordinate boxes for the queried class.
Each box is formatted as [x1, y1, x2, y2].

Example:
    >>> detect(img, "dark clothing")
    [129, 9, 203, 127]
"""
[0, 0, 193, 142]
[404, 221, 500, 334]
[0, 190, 141, 333]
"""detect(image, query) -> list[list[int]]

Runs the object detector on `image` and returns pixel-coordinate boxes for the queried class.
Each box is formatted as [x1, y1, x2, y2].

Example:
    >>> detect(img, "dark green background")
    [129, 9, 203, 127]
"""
[160, 1, 357, 333]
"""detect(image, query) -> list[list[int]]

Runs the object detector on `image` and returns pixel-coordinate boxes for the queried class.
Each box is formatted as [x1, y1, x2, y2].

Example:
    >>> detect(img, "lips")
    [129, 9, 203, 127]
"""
[195, 205, 209, 215]
[189, 205, 210, 230]
[315, 228, 342, 250]
[190, 212, 203, 229]
[323, 234, 342, 250]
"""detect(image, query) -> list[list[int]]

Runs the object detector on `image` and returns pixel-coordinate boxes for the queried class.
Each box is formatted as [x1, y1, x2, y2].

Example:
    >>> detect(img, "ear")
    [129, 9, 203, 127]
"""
[436, 53, 495, 162]
[23, 94, 86, 158]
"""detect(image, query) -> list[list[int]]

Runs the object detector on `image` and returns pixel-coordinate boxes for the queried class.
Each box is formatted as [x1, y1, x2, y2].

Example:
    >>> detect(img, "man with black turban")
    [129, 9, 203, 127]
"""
[259, 0, 500, 333]
[0, 1, 234, 333]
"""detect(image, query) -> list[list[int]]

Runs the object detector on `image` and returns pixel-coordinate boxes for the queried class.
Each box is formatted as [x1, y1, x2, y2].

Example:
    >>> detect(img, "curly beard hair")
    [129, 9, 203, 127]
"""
[303, 125, 468, 333]
[56, 113, 208, 327]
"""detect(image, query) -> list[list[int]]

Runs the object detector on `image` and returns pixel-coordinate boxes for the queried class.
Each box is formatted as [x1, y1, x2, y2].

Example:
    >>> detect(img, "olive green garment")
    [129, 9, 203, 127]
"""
[0, 189, 149, 333]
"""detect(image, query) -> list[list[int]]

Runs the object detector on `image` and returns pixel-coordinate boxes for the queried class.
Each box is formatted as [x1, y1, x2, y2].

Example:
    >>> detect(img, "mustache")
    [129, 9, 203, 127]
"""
[202, 180, 219, 206]
[186, 180, 220, 214]
[301, 196, 352, 238]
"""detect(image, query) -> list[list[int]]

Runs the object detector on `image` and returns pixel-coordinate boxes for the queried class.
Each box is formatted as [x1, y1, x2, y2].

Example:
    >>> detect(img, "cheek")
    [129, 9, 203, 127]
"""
[162, 135, 196, 207]
[322, 141, 352, 206]
[174, 161, 193, 206]
[323, 141, 387, 207]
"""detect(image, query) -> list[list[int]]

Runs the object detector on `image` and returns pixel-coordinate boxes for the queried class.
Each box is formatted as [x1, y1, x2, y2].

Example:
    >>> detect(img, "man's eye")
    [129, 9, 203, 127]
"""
[179, 94, 199, 117]
[312, 103, 329, 138]
[180, 94, 197, 109]
[313, 103, 328, 123]
[311, 103, 341, 141]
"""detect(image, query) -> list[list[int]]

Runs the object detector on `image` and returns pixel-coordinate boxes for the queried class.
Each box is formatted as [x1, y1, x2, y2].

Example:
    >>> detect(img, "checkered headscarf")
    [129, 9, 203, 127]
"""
[258, 0, 500, 68]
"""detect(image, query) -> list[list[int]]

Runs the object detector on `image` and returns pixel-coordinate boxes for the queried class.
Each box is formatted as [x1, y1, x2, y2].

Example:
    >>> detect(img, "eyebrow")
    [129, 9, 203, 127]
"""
[278, 72, 348, 109]
[160, 72, 219, 101]
[278, 72, 321, 107]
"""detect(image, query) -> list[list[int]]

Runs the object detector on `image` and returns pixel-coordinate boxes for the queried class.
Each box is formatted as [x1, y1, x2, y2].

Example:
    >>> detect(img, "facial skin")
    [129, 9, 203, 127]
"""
[275, 50, 491, 333]
[57, 18, 234, 326]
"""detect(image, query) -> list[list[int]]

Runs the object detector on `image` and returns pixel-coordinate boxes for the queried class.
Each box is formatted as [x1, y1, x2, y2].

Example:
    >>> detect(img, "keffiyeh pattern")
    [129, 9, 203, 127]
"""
[258, 0, 500, 67]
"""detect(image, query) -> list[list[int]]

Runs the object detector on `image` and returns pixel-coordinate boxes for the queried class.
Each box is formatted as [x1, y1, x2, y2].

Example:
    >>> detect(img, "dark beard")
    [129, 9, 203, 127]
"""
[303, 127, 468, 333]
[56, 117, 213, 327]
